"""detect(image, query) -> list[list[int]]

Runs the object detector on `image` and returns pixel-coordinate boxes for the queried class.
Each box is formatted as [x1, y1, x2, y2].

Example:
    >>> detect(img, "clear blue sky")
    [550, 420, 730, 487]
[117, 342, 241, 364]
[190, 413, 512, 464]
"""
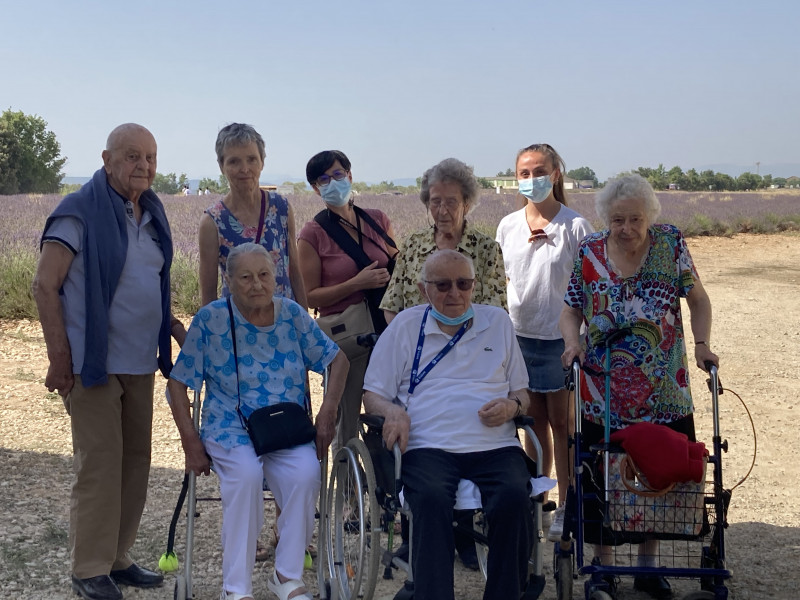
[2, 0, 798, 183]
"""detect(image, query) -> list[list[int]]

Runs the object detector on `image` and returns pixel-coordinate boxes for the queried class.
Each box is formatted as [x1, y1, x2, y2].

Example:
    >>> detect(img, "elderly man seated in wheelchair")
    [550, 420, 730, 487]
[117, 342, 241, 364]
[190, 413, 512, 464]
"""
[363, 249, 535, 600]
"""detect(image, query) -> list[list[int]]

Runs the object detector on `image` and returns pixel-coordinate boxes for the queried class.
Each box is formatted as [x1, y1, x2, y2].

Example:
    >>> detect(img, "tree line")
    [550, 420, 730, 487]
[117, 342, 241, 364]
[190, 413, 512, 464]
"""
[2, 109, 794, 197]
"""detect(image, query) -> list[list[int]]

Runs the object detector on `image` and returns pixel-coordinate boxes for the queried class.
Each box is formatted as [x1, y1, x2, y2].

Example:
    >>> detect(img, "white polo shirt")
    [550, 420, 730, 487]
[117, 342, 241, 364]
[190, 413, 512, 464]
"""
[363, 303, 529, 453]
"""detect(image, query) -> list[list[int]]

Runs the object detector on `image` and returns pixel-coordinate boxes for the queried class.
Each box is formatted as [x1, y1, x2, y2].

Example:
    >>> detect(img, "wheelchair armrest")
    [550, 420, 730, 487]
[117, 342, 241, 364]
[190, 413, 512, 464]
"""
[359, 413, 385, 430]
[514, 414, 535, 429]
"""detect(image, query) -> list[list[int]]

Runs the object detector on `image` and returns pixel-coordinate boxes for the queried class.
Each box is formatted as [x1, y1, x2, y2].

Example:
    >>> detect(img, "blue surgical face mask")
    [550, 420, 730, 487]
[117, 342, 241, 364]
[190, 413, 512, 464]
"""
[320, 178, 352, 206]
[518, 174, 553, 204]
[430, 305, 474, 326]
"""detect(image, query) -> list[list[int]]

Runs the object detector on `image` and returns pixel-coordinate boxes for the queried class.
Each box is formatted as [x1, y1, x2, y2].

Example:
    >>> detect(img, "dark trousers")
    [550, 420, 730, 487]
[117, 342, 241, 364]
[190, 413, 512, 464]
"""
[402, 446, 534, 600]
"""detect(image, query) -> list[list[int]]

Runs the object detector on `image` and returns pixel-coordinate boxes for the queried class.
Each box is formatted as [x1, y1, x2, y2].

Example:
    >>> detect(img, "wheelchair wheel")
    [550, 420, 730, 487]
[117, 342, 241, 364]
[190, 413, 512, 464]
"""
[327, 438, 380, 600]
[473, 511, 489, 580]
[554, 552, 573, 600]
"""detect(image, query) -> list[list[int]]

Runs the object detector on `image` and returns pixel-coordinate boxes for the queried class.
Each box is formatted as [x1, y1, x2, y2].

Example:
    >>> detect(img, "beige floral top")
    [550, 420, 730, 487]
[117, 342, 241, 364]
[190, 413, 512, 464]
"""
[379, 222, 508, 313]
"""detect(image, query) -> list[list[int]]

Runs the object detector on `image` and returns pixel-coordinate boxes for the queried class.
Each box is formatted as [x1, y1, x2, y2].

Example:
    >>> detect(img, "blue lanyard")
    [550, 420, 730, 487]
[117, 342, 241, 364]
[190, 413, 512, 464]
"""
[408, 306, 469, 395]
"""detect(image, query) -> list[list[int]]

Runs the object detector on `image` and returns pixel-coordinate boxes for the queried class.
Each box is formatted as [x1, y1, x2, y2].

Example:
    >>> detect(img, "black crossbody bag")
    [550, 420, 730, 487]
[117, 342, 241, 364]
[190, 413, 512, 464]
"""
[228, 298, 316, 455]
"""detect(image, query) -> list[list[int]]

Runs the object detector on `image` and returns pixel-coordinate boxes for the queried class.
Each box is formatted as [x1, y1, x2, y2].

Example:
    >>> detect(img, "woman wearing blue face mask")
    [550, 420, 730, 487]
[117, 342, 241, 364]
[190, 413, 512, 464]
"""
[495, 143, 594, 542]
[298, 150, 398, 455]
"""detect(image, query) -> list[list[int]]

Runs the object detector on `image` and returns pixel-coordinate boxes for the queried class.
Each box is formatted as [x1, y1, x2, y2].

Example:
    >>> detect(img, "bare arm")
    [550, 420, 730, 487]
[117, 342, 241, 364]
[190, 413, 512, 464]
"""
[166, 379, 210, 476]
[297, 239, 388, 310]
[559, 305, 585, 367]
[198, 214, 221, 307]
[32, 242, 75, 401]
[363, 390, 411, 453]
[314, 351, 349, 459]
[286, 202, 308, 309]
[170, 314, 187, 348]
[686, 279, 719, 370]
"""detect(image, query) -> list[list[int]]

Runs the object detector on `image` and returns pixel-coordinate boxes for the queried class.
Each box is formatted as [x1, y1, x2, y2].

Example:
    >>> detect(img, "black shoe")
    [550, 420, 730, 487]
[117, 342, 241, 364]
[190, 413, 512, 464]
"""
[71, 575, 122, 600]
[110, 563, 164, 588]
[634, 575, 672, 599]
[457, 547, 480, 571]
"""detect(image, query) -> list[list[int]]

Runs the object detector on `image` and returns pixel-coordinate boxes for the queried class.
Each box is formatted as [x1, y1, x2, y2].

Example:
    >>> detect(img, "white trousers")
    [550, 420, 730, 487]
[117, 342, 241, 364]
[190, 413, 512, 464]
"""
[205, 439, 321, 595]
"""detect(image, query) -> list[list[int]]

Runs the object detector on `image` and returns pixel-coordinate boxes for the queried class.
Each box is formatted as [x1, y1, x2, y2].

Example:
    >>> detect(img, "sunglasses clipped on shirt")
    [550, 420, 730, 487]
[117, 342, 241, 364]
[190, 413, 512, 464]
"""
[424, 278, 475, 292]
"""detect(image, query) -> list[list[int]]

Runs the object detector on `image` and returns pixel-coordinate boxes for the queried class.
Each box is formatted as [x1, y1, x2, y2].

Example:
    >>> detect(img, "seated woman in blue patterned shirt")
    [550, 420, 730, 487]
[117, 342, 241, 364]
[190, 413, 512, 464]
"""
[168, 243, 348, 600]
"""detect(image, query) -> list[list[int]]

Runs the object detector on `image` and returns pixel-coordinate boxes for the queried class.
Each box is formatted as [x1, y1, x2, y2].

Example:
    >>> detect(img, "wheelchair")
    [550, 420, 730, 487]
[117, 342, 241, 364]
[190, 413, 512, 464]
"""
[320, 412, 552, 600]
[165, 389, 329, 600]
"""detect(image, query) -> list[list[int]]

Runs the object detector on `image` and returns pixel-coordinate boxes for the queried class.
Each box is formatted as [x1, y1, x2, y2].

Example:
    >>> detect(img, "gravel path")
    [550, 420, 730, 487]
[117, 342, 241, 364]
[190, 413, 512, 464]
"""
[2, 233, 799, 599]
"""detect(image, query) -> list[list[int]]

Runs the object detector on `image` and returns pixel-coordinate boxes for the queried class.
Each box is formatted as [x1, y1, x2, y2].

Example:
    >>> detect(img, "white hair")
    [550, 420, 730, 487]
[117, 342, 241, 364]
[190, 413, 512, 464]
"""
[595, 174, 661, 227]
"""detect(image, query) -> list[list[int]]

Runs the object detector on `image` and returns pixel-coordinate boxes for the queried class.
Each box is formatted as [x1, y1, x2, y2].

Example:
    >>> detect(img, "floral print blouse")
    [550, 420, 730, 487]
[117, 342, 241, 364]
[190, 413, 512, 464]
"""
[170, 297, 338, 448]
[379, 222, 507, 313]
[564, 224, 699, 428]
[205, 191, 293, 300]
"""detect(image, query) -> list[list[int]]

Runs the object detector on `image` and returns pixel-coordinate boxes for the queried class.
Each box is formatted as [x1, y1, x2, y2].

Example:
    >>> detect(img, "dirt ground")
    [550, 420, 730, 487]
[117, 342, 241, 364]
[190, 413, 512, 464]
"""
[1, 233, 798, 600]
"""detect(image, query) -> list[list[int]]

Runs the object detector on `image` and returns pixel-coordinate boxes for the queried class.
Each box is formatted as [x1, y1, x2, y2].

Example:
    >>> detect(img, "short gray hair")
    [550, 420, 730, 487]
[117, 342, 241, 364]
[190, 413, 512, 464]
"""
[419, 249, 475, 282]
[420, 158, 481, 215]
[595, 174, 661, 227]
[215, 123, 266, 166]
[226, 243, 274, 279]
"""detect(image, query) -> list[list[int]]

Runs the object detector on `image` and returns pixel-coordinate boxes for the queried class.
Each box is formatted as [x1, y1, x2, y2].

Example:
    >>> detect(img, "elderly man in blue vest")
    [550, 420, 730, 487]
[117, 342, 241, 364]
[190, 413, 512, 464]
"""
[363, 249, 535, 600]
[32, 123, 186, 600]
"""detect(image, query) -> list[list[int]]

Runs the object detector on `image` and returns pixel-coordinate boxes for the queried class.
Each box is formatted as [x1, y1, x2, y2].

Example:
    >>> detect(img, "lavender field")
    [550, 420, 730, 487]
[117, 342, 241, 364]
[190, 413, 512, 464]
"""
[1, 189, 799, 319]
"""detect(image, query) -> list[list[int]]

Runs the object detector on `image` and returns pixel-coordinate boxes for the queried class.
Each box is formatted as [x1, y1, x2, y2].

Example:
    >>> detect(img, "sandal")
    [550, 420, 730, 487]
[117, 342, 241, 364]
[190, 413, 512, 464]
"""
[267, 572, 312, 600]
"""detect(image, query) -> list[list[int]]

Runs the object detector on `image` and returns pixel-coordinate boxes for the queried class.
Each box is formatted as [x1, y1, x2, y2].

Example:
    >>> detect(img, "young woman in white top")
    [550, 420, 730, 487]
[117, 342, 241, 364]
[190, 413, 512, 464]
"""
[495, 143, 593, 541]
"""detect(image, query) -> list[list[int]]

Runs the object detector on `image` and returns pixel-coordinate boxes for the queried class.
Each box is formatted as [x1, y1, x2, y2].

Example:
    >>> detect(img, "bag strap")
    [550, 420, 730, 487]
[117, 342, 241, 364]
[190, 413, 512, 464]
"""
[227, 298, 249, 432]
[619, 453, 676, 497]
[353, 205, 397, 253]
[313, 209, 389, 333]
[314, 209, 373, 270]
[254, 190, 267, 244]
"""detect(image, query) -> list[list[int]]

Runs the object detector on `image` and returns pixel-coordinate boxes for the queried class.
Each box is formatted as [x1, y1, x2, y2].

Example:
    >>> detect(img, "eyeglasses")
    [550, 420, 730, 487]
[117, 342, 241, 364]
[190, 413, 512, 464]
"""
[315, 169, 349, 187]
[424, 278, 475, 292]
[429, 198, 462, 210]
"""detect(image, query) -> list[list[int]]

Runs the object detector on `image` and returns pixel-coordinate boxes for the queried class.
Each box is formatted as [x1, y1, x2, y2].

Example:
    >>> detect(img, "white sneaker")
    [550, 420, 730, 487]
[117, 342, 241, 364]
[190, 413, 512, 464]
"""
[547, 504, 566, 542]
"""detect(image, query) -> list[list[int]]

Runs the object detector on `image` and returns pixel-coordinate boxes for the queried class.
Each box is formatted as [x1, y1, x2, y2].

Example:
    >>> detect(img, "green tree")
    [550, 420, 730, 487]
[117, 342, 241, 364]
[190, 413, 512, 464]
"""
[566, 166, 598, 187]
[198, 176, 230, 194]
[715, 173, 736, 191]
[736, 172, 761, 191]
[152, 172, 180, 194]
[495, 168, 514, 177]
[636, 164, 667, 190]
[0, 126, 20, 194]
[177, 173, 189, 192]
[684, 168, 701, 191]
[282, 180, 308, 194]
[0, 109, 66, 194]
[477, 177, 493, 189]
